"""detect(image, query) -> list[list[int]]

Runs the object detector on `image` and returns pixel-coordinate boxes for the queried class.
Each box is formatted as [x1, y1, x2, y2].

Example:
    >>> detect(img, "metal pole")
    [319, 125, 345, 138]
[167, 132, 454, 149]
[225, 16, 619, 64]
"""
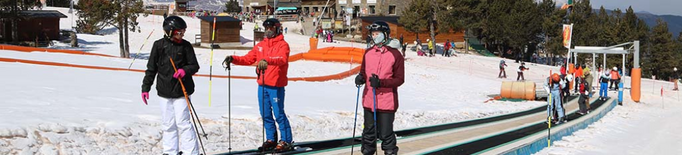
[634, 41, 640, 69]
[622, 54, 625, 76]
[574, 51, 577, 65]
[593, 53, 596, 83]
[603, 53, 606, 71]
[318, 0, 332, 21]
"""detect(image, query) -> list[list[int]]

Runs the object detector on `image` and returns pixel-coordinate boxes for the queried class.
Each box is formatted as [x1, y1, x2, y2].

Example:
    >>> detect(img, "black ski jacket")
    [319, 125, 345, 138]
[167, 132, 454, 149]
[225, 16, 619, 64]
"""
[141, 38, 200, 98]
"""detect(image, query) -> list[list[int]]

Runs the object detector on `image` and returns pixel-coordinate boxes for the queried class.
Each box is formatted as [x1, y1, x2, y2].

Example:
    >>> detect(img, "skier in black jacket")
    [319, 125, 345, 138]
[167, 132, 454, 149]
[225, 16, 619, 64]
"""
[141, 16, 201, 155]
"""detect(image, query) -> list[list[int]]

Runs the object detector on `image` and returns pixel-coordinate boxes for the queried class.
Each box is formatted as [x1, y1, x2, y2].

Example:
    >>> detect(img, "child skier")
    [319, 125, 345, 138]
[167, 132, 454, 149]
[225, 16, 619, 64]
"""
[517, 62, 529, 81]
[599, 70, 611, 100]
[578, 77, 590, 115]
[499, 60, 507, 78]
[354, 21, 404, 155]
[545, 73, 566, 124]
[141, 16, 201, 155]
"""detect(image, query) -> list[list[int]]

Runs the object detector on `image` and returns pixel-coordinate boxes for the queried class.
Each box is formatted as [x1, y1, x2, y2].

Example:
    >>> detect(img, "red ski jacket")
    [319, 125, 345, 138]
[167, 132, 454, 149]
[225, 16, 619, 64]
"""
[233, 34, 290, 87]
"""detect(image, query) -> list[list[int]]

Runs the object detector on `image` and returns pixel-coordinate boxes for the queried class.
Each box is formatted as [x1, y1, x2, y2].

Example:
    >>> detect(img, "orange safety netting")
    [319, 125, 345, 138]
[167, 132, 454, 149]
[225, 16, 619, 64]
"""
[0, 45, 365, 82]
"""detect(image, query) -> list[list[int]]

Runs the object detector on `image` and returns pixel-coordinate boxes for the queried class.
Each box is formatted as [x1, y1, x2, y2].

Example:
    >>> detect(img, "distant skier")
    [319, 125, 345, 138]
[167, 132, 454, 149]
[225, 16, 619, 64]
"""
[427, 39, 434, 56]
[141, 16, 201, 155]
[599, 69, 611, 100]
[578, 77, 590, 115]
[355, 21, 404, 155]
[583, 66, 594, 98]
[223, 18, 294, 152]
[674, 67, 679, 91]
[610, 67, 621, 90]
[443, 39, 451, 57]
[517, 62, 528, 81]
[574, 65, 583, 94]
[498, 60, 507, 78]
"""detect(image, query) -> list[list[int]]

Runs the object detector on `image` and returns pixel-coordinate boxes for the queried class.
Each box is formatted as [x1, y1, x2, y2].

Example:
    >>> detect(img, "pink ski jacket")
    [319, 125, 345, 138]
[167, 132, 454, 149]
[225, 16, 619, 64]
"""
[360, 45, 405, 112]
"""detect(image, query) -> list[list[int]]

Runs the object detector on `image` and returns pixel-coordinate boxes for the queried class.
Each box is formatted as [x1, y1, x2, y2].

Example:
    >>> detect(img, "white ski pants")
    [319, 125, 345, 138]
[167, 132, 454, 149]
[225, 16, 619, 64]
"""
[159, 96, 199, 155]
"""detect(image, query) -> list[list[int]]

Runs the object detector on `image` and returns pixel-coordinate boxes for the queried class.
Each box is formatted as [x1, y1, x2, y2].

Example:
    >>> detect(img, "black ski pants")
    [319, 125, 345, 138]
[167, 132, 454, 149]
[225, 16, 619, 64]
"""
[361, 109, 398, 155]
[498, 68, 506, 78]
[517, 72, 525, 81]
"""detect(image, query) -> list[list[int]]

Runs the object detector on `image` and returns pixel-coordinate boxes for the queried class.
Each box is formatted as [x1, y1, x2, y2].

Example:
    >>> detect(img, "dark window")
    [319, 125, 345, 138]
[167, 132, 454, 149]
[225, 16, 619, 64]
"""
[369, 5, 375, 14]
[389, 5, 396, 15]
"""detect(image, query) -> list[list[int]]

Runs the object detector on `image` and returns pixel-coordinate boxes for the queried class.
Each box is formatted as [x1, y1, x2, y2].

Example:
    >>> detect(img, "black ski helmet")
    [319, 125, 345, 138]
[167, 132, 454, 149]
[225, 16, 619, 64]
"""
[263, 18, 282, 35]
[163, 16, 187, 37]
[367, 21, 390, 43]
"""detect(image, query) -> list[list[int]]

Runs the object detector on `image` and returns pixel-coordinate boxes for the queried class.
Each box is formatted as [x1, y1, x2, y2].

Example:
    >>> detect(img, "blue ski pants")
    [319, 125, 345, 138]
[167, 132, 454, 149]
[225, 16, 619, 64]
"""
[547, 90, 564, 119]
[258, 85, 293, 143]
[600, 82, 608, 98]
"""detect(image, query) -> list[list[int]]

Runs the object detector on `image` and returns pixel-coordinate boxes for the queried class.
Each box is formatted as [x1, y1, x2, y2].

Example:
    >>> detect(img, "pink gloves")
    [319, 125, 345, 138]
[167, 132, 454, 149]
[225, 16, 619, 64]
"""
[173, 69, 186, 79]
[142, 92, 149, 105]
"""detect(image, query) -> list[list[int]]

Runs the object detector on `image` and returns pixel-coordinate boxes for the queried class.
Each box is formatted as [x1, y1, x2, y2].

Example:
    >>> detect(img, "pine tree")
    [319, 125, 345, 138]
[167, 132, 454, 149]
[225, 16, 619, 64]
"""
[398, 0, 447, 55]
[398, 0, 430, 36]
[111, 0, 146, 58]
[437, 0, 481, 53]
[543, 9, 567, 66]
[76, 0, 116, 34]
[224, 0, 240, 13]
[647, 19, 677, 79]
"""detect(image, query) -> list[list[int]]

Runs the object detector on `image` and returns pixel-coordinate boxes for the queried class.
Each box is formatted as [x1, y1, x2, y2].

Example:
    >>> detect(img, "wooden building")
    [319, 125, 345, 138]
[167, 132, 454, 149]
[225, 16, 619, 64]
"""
[198, 16, 242, 48]
[0, 10, 66, 43]
[359, 16, 464, 44]
[175, 0, 189, 12]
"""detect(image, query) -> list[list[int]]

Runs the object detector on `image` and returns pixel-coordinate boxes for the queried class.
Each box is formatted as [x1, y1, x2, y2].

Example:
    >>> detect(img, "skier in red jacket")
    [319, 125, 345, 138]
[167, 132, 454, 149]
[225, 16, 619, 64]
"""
[223, 18, 293, 152]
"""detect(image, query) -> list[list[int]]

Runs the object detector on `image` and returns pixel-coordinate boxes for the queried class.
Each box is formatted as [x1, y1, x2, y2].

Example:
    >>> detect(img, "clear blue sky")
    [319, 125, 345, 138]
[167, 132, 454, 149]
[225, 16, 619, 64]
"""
[554, 0, 680, 16]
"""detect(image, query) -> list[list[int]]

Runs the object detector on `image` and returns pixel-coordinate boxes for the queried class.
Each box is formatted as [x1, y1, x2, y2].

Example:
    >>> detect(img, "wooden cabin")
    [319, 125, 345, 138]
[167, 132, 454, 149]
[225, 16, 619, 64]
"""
[198, 16, 242, 48]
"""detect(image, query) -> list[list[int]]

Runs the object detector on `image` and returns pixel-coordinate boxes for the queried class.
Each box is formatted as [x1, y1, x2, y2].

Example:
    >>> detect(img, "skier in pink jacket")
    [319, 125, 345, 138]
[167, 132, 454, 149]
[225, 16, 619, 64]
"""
[354, 21, 405, 155]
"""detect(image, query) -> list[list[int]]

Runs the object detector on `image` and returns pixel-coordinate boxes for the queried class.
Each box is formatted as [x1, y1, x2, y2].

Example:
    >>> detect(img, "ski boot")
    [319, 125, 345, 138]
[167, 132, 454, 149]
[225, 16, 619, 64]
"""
[554, 118, 566, 125]
[258, 140, 277, 152]
[274, 141, 294, 152]
[384, 148, 399, 155]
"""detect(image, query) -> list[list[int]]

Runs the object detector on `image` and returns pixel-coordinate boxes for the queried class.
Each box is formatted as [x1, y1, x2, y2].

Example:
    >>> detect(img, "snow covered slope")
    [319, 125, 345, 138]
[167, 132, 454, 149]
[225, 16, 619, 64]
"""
[1, 7, 679, 155]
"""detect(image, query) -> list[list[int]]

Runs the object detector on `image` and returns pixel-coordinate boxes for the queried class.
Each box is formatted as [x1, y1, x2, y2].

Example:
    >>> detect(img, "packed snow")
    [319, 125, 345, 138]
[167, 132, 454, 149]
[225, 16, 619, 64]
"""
[534, 78, 682, 155]
[0, 7, 679, 154]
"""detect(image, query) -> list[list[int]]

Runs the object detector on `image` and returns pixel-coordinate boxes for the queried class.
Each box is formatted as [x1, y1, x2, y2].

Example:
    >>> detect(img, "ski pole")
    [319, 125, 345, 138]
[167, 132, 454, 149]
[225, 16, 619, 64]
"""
[226, 61, 233, 153]
[128, 29, 154, 69]
[168, 57, 207, 154]
[547, 92, 554, 148]
[209, 17, 217, 107]
[188, 96, 209, 140]
[350, 85, 361, 155]
[372, 86, 378, 155]
[170, 57, 208, 139]
[260, 69, 266, 144]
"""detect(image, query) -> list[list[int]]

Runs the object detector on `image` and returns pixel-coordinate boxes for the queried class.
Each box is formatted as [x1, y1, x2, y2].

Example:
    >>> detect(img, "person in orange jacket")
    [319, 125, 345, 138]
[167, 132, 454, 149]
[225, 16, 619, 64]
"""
[574, 65, 584, 93]
[609, 67, 621, 90]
